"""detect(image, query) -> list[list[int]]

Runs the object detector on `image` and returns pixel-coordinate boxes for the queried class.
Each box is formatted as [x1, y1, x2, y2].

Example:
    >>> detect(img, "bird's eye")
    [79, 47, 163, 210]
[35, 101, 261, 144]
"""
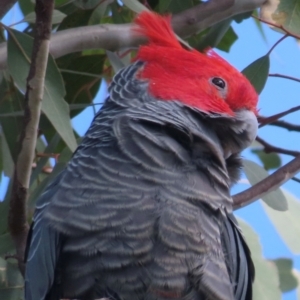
[211, 77, 226, 89]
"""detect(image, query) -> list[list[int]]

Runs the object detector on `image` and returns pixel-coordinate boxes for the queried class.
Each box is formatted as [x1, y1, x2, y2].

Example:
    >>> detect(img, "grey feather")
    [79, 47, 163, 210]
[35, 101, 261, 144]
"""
[25, 61, 254, 300]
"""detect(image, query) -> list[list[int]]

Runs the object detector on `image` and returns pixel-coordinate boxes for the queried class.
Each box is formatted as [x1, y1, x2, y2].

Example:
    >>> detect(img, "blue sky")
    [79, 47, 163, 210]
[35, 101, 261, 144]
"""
[1, 3, 300, 300]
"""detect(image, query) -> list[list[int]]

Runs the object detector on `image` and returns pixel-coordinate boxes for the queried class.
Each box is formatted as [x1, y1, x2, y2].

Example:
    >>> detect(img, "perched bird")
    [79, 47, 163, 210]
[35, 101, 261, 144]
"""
[25, 11, 258, 300]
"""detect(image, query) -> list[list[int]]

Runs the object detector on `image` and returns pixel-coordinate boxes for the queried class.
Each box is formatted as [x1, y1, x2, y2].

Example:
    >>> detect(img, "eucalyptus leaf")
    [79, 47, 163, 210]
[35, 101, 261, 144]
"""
[23, 10, 66, 25]
[7, 29, 77, 152]
[158, 0, 197, 14]
[122, 0, 149, 13]
[238, 218, 281, 300]
[0, 131, 14, 178]
[243, 159, 288, 211]
[194, 19, 232, 51]
[271, 258, 298, 292]
[262, 190, 300, 254]
[74, 0, 103, 9]
[251, 149, 281, 170]
[0, 233, 14, 257]
[106, 51, 126, 73]
[242, 55, 270, 94]
[0, 257, 24, 299]
[273, 0, 300, 36]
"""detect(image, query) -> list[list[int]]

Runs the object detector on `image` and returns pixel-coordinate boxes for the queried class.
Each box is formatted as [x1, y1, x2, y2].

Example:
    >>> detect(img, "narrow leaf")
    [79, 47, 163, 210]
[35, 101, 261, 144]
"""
[23, 10, 66, 25]
[106, 51, 126, 73]
[242, 55, 270, 94]
[271, 258, 298, 292]
[262, 190, 300, 254]
[0, 258, 24, 299]
[7, 29, 77, 152]
[251, 149, 281, 170]
[243, 159, 288, 211]
[261, 0, 300, 36]
[122, 0, 149, 13]
[0, 233, 14, 257]
[238, 218, 281, 300]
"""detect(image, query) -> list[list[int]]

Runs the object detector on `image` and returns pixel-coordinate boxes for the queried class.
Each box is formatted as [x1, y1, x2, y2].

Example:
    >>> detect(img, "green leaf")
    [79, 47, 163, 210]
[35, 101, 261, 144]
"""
[43, 57, 78, 151]
[252, 9, 267, 42]
[0, 180, 12, 235]
[23, 10, 66, 25]
[159, 0, 172, 12]
[122, 0, 149, 13]
[7, 29, 77, 152]
[74, 0, 104, 9]
[243, 159, 288, 211]
[271, 258, 298, 292]
[159, 0, 198, 13]
[0, 258, 24, 299]
[251, 149, 281, 170]
[0, 72, 24, 164]
[60, 54, 105, 118]
[238, 218, 281, 300]
[217, 26, 238, 52]
[273, 0, 300, 36]
[57, 8, 95, 31]
[242, 55, 270, 94]
[0, 233, 14, 258]
[89, 0, 112, 24]
[106, 51, 126, 73]
[262, 190, 300, 254]
[192, 19, 232, 51]
[0, 129, 14, 178]
[18, 0, 35, 16]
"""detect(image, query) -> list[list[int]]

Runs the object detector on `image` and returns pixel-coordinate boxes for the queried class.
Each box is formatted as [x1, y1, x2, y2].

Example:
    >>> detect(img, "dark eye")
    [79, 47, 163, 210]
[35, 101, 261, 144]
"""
[211, 77, 226, 89]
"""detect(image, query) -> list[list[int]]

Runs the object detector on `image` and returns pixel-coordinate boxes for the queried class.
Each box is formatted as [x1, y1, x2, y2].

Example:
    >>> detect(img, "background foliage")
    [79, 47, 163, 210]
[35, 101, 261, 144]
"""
[1, 0, 300, 299]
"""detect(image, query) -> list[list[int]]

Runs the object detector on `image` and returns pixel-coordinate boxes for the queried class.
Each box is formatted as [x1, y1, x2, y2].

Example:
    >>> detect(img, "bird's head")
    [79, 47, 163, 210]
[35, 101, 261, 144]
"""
[134, 11, 258, 117]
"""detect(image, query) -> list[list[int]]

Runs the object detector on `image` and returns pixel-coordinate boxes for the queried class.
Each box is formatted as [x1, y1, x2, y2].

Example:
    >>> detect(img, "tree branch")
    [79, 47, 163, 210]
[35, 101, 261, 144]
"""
[233, 155, 300, 209]
[256, 136, 300, 157]
[258, 105, 300, 128]
[0, 0, 18, 20]
[261, 119, 300, 132]
[0, 0, 265, 70]
[269, 73, 300, 83]
[8, 0, 54, 276]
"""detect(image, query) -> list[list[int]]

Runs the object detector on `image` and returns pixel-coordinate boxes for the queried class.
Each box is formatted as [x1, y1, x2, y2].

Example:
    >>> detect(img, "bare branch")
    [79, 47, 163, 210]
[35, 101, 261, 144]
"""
[258, 106, 300, 127]
[8, 0, 54, 276]
[269, 73, 300, 83]
[262, 119, 300, 132]
[0, 0, 18, 20]
[291, 177, 300, 184]
[252, 14, 300, 39]
[256, 136, 300, 157]
[233, 155, 300, 209]
[0, 0, 265, 70]
[266, 34, 289, 56]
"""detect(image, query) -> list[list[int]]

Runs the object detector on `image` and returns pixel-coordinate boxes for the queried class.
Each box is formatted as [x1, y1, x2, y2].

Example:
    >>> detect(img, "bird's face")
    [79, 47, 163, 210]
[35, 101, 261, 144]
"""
[136, 47, 258, 117]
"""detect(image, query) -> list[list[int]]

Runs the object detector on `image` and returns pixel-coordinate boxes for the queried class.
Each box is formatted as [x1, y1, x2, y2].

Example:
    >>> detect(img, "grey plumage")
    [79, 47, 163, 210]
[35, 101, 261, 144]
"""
[25, 61, 254, 300]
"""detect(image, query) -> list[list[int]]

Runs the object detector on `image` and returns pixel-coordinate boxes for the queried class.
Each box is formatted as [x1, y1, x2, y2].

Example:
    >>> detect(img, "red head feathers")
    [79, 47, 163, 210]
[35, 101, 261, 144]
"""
[134, 11, 258, 116]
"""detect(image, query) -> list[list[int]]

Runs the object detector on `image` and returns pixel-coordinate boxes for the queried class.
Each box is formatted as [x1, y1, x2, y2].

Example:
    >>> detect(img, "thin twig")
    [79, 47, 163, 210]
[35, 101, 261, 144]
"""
[258, 106, 300, 128]
[291, 177, 300, 184]
[267, 34, 289, 56]
[256, 136, 300, 157]
[8, 0, 54, 276]
[269, 73, 300, 83]
[233, 154, 300, 209]
[262, 119, 300, 132]
[252, 15, 300, 40]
